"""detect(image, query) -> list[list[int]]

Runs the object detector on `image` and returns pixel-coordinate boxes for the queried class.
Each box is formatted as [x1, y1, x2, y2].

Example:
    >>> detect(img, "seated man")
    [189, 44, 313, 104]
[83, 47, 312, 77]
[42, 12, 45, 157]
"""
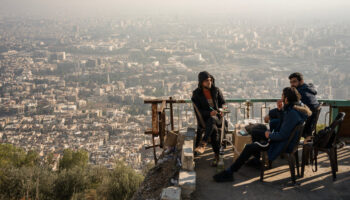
[265, 72, 319, 140]
[289, 72, 320, 139]
[213, 87, 311, 182]
[192, 71, 226, 166]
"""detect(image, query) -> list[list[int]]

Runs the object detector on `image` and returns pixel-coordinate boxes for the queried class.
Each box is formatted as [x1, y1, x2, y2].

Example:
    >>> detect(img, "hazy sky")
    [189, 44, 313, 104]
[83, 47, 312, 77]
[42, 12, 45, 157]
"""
[1, 0, 350, 19]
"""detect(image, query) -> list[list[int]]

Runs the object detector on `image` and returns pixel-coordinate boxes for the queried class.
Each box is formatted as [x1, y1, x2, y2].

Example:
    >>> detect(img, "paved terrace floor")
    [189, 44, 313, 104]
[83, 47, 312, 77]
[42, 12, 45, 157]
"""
[192, 144, 350, 200]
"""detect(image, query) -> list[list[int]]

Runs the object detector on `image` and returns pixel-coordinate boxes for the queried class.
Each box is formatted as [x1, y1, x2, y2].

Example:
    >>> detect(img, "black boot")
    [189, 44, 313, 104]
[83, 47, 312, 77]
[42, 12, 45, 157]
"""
[213, 170, 234, 182]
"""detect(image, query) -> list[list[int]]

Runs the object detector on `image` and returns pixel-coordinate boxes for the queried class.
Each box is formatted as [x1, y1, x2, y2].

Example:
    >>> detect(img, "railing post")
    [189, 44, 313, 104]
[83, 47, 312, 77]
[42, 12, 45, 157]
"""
[325, 111, 330, 126]
[330, 106, 339, 125]
[261, 102, 270, 123]
[252, 102, 254, 119]
[238, 103, 246, 121]
[159, 100, 166, 148]
[170, 97, 174, 131]
[151, 134, 158, 165]
[246, 100, 251, 119]
[152, 103, 159, 135]
[151, 103, 159, 164]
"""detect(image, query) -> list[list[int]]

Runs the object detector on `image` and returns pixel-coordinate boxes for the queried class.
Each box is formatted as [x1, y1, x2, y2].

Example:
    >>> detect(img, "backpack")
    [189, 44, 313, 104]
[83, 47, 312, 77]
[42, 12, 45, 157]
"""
[313, 127, 332, 148]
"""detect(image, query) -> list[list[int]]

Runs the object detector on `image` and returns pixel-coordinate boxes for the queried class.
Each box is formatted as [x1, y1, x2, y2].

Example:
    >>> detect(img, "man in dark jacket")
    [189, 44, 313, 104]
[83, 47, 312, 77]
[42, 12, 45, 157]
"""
[192, 71, 226, 164]
[265, 72, 319, 137]
[213, 87, 311, 182]
[289, 72, 320, 138]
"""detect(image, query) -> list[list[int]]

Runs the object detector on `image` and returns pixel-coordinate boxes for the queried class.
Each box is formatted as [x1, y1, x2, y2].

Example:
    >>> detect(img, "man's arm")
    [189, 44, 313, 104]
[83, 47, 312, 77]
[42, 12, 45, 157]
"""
[217, 88, 226, 108]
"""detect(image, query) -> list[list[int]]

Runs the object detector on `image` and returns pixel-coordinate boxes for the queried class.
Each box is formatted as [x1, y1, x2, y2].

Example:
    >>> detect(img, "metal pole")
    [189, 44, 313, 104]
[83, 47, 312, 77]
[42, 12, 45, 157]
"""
[170, 97, 174, 130]
[152, 135, 157, 164]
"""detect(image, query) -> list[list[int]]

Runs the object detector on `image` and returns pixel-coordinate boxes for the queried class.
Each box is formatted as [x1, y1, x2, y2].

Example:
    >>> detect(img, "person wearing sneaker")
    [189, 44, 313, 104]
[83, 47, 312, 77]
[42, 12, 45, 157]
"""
[192, 71, 226, 166]
[213, 87, 311, 183]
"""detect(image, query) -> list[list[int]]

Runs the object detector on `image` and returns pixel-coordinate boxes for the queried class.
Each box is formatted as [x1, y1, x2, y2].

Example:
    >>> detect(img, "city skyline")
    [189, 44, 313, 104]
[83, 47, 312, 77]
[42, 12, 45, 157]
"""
[1, 4, 350, 171]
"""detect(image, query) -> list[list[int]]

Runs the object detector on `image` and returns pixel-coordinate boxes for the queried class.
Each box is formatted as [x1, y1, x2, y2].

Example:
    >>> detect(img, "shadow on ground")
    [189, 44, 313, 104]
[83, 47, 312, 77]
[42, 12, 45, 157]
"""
[193, 145, 350, 200]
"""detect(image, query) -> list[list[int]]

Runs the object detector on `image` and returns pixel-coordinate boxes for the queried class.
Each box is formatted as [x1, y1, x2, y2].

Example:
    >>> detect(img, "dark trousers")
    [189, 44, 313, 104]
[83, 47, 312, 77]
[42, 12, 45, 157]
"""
[249, 124, 268, 143]
[230, 143, 269, 172]
[229, 128, 269, 172]
[201, 115, 222, 155]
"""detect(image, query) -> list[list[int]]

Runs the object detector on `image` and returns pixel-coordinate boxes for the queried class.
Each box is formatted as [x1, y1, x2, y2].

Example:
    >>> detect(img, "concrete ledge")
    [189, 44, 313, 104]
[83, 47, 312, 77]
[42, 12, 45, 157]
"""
[177, 127, 196, 150]
[179, 170, 196, 198]
[161, 186, 181, 200]
[179, 127, 196, 198]
[181, 140, 195, 171]
[184, 127, 196, 141]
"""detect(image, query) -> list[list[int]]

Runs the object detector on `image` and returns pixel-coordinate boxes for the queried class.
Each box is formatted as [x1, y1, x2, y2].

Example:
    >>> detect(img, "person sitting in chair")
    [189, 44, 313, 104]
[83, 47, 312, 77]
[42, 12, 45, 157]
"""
[213, 87, 311, 182]
[289, 72, 320, 140]
[265, 72, 319, 140]
[264, 99, 284, 132]
[192, 71, 226, 166]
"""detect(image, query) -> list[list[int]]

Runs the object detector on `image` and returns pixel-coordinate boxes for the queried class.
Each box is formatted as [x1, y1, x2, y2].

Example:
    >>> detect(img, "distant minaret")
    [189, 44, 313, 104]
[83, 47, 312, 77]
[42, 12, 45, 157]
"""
[328, 79, 332, 99]
[107, 73, 110, 84]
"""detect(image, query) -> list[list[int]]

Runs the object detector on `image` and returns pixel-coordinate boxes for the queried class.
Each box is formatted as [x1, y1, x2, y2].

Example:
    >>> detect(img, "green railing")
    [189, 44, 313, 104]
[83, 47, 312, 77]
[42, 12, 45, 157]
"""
[145, 98, 350, 130]
[182, 98, 350, 124]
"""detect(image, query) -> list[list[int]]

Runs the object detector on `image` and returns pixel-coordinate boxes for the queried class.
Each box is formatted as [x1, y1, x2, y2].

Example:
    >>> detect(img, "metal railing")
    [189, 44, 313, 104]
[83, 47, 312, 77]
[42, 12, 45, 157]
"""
[144, 97, 350, 163]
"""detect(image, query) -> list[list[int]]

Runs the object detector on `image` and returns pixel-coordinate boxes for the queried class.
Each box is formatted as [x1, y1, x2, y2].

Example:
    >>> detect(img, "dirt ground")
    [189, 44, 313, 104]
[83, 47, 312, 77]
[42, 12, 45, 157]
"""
[193, 145, 350, 200]
[132, 151, 180, 200]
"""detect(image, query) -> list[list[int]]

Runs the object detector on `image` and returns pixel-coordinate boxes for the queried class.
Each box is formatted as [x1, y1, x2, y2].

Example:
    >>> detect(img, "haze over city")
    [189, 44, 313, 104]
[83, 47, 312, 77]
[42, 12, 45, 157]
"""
[0, 1, 349, 199]
[2, 0, 350, 18]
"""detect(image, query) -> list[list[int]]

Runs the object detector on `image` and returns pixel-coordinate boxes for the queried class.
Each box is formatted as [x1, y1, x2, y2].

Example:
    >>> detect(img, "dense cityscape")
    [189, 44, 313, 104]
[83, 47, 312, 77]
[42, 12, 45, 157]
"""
[1, 15, 350, 172]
